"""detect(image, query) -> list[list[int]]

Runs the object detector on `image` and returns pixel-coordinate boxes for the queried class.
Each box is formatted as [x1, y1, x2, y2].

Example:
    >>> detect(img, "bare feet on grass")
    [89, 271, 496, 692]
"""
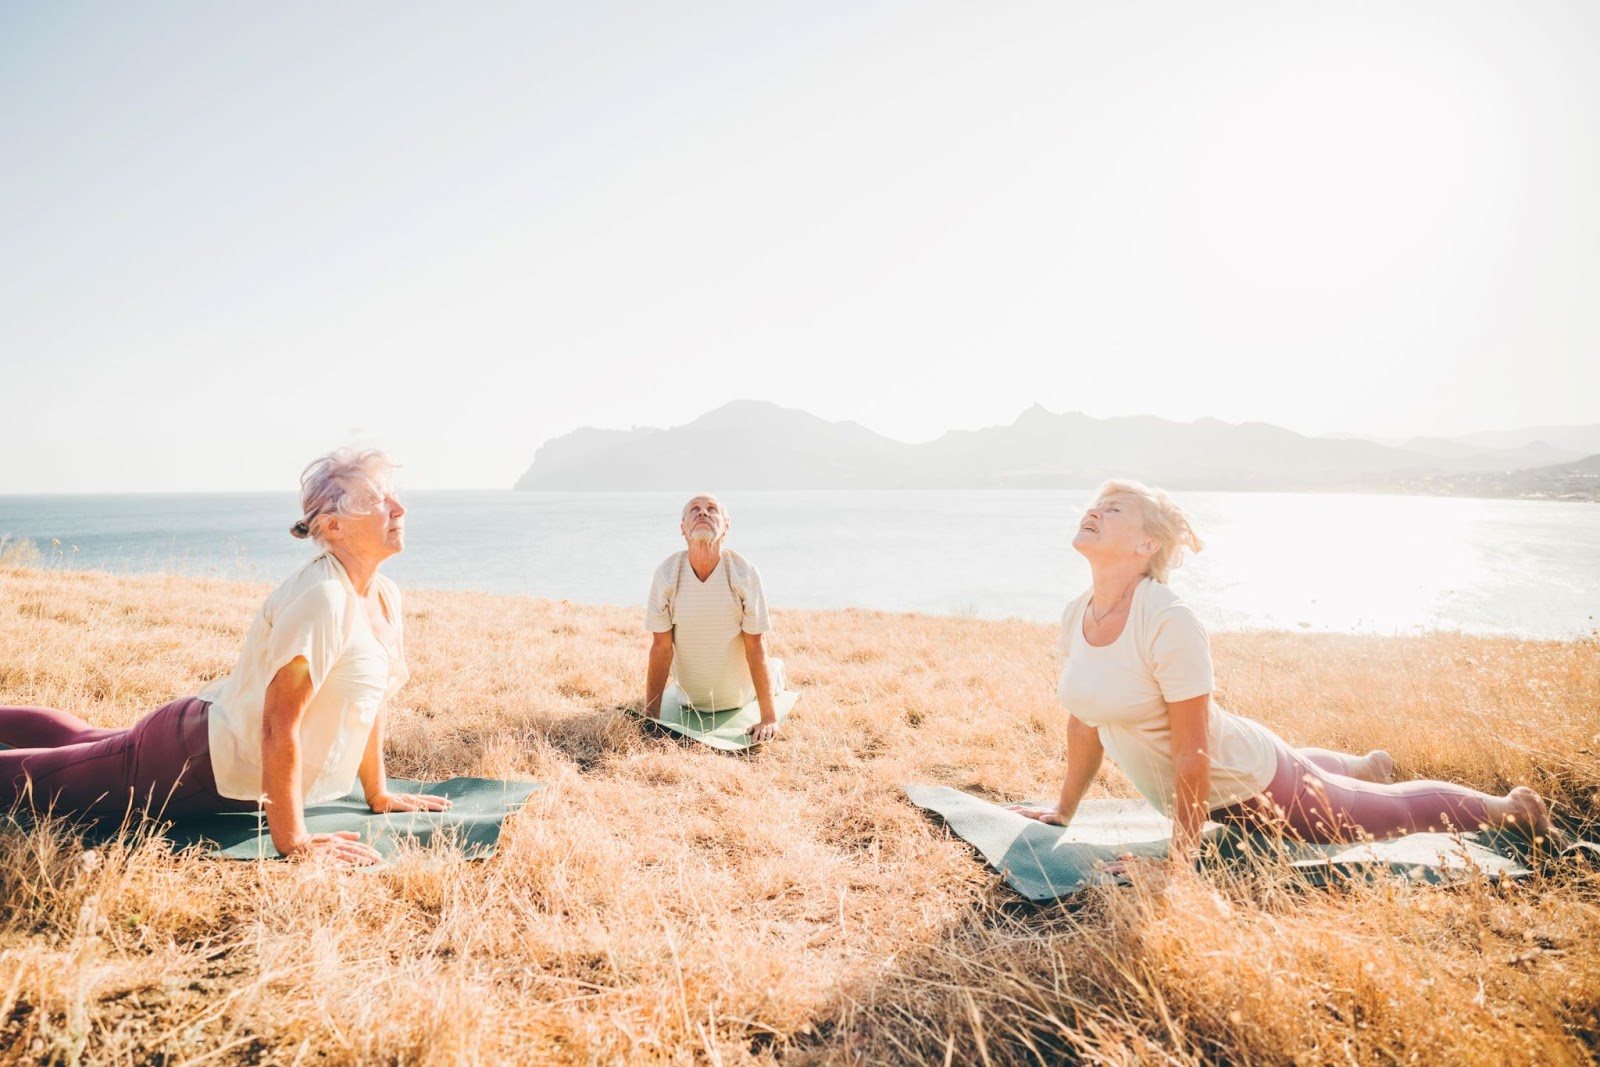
[1364, 750, 1395, 784]
[1503, 787, 1569, 850]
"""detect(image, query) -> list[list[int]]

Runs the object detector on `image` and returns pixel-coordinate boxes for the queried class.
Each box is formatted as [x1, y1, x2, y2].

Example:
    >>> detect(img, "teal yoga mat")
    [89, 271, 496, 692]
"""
[2, 764, 541, 864]
[906, 786, 1561, 902]
[175, 777, 543, 861]
[634, 687, 799, 751]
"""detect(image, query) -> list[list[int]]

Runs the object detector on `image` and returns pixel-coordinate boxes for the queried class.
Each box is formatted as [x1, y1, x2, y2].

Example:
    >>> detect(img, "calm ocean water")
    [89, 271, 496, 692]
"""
[1, 490, 1596, 638]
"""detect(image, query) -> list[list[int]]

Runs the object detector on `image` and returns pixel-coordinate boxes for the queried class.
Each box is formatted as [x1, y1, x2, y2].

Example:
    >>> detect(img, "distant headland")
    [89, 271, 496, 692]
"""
[514, 400, 1600, 501]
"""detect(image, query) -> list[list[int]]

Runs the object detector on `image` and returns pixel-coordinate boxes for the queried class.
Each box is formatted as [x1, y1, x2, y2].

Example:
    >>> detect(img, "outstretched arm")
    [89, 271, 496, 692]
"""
[261, 659, 381, 864]
[742, 632, 777, 742]
[645, 631, 674, 718]
[1165, 693, 1212, 865]
[359, 704, 452, 815]
[1011, 715, 1103, 826]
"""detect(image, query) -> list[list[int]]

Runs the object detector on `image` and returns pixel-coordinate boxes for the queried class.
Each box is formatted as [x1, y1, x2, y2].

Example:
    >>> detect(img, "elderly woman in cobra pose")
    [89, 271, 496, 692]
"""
[1011, 479, 1557, 865]
[1, 449, 449, 865]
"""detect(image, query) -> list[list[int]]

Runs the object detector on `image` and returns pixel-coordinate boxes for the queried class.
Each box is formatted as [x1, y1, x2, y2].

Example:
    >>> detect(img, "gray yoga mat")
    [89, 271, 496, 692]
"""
[906, 785, 1559, 902]
[634, 687, 799, 751]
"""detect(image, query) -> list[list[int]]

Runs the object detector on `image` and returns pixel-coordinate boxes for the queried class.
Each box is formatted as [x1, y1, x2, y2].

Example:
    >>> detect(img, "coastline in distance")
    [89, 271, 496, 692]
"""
[514, 400, 1600, 500]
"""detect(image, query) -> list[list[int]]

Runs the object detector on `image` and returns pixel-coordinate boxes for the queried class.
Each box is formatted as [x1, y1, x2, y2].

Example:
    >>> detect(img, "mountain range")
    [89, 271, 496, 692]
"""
[513, 401, 1600, 500]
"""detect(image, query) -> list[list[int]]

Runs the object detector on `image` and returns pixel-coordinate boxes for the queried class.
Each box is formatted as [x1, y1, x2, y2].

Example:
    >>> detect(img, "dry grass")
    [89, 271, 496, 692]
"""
[0, 559, 1597, 1065]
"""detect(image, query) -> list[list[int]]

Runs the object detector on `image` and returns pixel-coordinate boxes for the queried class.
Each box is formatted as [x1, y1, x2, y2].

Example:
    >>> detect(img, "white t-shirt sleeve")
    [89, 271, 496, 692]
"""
[645, 557, 677, 633]
[734, 559, 771, 635]
[1148, 604, 1214, 704]
[264, 581, 348, 691]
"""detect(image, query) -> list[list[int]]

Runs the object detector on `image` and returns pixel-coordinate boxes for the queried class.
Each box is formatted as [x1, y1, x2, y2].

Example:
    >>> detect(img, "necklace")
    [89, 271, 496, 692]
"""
[1088, 576, 1142, 624]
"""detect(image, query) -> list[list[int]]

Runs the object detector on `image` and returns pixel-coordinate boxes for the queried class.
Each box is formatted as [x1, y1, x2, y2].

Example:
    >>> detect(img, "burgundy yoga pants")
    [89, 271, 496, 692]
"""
[0, 697, 251, 816]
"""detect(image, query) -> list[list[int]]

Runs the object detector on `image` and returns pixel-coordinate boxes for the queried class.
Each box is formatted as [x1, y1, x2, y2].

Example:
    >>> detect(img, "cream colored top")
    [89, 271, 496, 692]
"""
[1056, 578, 1279, 815]
[646, 549, 770, 711]
[202, 553, 408, 804]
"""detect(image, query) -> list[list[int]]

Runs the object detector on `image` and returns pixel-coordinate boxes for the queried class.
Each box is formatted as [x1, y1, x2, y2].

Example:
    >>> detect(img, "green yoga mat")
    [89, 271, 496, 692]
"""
[906, 785, 1561, 902]
[174, 777, 544, 862]
[3, 768, 541, 864]
[634, 687, 799, 751]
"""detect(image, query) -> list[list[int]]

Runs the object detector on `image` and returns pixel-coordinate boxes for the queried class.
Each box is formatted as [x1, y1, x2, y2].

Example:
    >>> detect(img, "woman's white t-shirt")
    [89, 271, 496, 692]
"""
[1056, 578, 1278, 815]
[201, 553, 408, 804]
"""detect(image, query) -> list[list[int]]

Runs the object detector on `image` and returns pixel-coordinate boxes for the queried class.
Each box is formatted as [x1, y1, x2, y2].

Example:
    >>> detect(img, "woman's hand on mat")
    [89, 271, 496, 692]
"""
[746, 718, 779, 743]
[1006, 804, 1069, 826]
[290, 831, 382, 866]
[367, 791, 453, 814]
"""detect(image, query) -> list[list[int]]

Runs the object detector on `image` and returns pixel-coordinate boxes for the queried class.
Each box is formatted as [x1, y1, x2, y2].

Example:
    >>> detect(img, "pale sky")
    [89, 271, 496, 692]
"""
[2, 1, 1597, 491]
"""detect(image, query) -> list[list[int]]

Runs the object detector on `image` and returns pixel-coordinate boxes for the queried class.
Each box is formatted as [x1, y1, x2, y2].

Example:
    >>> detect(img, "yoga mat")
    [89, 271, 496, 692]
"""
[634, 687, 799, 751]
[172, 777, 543, 862]
[2, 761, 541, 864]
[906, 785, 1569, 902]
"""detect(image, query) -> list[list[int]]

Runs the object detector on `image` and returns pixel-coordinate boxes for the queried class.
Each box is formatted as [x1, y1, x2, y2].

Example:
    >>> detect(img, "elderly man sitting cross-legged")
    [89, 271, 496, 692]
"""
[644, 494, 786, 742]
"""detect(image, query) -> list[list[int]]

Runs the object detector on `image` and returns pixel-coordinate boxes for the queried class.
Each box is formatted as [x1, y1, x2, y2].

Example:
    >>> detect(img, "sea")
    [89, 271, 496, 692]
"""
[1, 490, 1597, 639]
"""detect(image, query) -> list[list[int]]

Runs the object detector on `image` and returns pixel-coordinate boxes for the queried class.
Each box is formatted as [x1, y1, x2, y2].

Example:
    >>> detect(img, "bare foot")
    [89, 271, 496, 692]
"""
[1365, 750, 1395, 784]
[1505, 787, 1569, 849]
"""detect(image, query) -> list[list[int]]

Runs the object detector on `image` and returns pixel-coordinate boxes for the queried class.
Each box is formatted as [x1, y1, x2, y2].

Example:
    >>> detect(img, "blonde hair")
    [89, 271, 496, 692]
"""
[290, 449, 396, 546]
[1092, 479, 1203, 583]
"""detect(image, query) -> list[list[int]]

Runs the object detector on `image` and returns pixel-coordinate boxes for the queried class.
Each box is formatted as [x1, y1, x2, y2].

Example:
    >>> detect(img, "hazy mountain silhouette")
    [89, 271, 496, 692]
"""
[514, 401, 1599, 492]
[515, 400, 913, 490]
[1453, 424, 1600, 456]
[1396, 451, 1600, 502]
[1396, 437, 1582, 468]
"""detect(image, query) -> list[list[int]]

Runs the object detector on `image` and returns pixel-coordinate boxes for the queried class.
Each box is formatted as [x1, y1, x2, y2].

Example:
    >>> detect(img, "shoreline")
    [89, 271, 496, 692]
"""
[3, 483, 1598, 501]
[4, 557, 1596, 644]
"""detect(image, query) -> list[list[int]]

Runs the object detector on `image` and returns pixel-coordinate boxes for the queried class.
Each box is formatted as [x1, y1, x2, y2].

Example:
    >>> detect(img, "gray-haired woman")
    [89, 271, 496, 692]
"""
[1, 448, 449, 865]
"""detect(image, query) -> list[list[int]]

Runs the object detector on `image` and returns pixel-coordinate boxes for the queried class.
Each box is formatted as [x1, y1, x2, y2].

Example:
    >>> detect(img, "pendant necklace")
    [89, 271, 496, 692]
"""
[1088, 576, 1141, 624]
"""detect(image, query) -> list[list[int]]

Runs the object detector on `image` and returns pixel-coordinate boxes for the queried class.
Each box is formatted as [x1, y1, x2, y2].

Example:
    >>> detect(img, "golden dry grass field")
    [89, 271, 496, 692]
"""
[1, 556, 1598, 1065]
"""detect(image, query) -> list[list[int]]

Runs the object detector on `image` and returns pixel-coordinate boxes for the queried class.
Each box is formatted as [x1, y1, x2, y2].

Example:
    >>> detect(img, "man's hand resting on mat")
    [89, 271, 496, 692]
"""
[289, 831, 383, 865]
[1006, 804, 1071, 826]
[368, 791, 453, 814]
[747, 717, 779, 743]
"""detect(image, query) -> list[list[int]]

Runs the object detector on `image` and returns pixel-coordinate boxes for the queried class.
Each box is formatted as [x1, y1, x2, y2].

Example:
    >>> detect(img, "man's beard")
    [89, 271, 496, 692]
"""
[686, 527, 720, 544]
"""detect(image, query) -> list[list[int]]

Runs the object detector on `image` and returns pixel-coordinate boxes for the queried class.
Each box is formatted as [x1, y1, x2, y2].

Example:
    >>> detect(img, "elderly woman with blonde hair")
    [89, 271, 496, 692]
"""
[1011, 479, 1560, 866]
[1, 448, 448, 864]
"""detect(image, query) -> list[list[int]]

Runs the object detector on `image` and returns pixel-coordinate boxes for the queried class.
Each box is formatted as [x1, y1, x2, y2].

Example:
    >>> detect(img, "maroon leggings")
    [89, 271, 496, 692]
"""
[1, 698, 254, 817]
[1213, 743, 1495, 843]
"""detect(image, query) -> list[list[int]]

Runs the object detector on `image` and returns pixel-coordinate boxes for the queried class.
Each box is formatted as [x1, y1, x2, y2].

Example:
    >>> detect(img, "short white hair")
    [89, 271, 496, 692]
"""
[290, 448, 396, 546]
